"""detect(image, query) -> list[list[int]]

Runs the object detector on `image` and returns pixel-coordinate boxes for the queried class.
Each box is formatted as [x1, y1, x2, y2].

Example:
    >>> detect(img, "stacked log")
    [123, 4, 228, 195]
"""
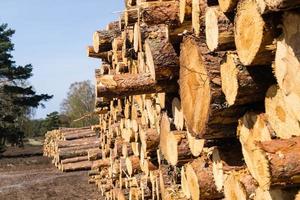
[43, 127, 100, 172]
[44, 0, 300, 199]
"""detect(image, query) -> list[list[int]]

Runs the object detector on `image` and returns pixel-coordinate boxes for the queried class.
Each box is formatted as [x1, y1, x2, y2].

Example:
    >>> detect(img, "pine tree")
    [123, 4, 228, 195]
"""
[0, 23, 53, 148]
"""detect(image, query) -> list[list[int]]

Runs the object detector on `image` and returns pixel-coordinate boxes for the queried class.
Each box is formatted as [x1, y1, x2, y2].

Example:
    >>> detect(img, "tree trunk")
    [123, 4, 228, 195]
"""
[256, 0, 300, 14]
[185, 154, 223, 200]
[180, 36, 248, 139]
[96, 73, 178, 99]
[61, 155, 88, 164]
[224, 169, 258, 200]
[87, 46, 111, 62]
[218, 0, 239, 13]
[88, 148, 102, 161]
[192, 0, 218, 36]
[205, 6, 234, 52]
[145, 36, 179, 81]
[62, 160, 92, 172]
[179, 0, 192, 23]
[234, 0, 280, 66]
[57, 137, 99, 148]
[141, 1, 180, 28]
[274, 11, 300, 122]
[93, 29, 121, 53]
[63, 131, 96, 140]
[255, 137, 300, 189]
[59, 147, 99, 160]
[220, 52, 275, 106]
[265, 85, 300, 139]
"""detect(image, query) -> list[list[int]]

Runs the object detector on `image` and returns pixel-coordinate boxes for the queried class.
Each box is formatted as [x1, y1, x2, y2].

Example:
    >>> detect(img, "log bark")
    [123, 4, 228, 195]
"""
[96, 73, 178, 99]
[62, 160, 92, 172]
[126, 156, 141, 176]
[145, 36, 179, 81]
[91, 158, 110, 170]
[265, 85, 300, 139]
[234, 0, 280, 65]
[180, 36, 248, 139]
[255, 0, 300, 14]
[274, 11, 300, 122]
[172, 97, 184, 131]
[63, 130, 96, 140]
[224, 169, 258, 200]
[185, 153, 223, 200]
[88, 148, 102, 161]
[255, 137, 300, 189]
[57, 137, 99, 148]
[192, 0, 218, 36]
[139, 128, 159, 153]
[205, 6, 235, 52]
[61, 155, 88, 164]
[87, 46, 111, 62]
[59, 147, 99, 160]
[220, 52, 275, 106]
[141, 1, 180, 28]
[93, 29, 121, 53]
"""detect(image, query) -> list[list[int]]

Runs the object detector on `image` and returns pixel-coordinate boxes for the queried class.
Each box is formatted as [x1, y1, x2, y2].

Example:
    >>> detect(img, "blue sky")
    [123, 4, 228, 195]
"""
[0, 0, 124, 119]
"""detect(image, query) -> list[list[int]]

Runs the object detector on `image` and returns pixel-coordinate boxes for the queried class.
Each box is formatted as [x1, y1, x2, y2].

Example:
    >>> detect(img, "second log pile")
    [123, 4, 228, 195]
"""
[43, 127, 101, 172]
[47, 0, 300, 199]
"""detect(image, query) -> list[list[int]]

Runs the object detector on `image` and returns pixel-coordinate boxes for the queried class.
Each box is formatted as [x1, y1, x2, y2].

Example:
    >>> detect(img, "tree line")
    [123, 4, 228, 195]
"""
[0, 24, 97, 151]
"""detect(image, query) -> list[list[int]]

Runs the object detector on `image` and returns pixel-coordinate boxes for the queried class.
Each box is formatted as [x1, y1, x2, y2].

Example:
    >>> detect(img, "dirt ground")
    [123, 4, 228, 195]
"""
[0, 145, 102, 200]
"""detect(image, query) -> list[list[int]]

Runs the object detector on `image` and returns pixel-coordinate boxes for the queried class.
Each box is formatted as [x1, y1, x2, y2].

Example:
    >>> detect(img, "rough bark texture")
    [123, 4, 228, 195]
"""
[205, 6, 235, 52]
[97, 73, 178, 99]
[185, 154, 223, 200]
[257, 137, 300, 187]
[93, 29, 121, 53]
[145, 36, 179, 80]
[221, 52, 275, 106]
[141, 1, 180, 28]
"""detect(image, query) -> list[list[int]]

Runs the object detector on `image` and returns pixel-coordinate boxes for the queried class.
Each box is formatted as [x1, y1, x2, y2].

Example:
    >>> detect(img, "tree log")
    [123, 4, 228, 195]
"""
[220, 52, 275, 106]
[139, 128, 159, 153]
[61, 155, 88, 164]
[145, 35, 179, 80]
[93, 29, 121, 53]
[180, 0, 193, 23]
[274, 11, 300, 122]
[224, 169, 258, 200]
[59, 147, 99, 160]
[96, 73, 178, 99]
[192, 0, 218, 36]
[141, 1, 180, 28]
[62, 160, 92, 172]
[265, 85, 300, 139]
[87, 46, 111, 62]
[218, 0, 239, 13]
[255, 0, 300, 14]
[254, 137, 300, 189]
[180, 36, 248, 139]
[57, 137, 99, 148]
[205, 6, 234, 52]
[185, 153, 223, 200]
[234, 0, 280, 65]
[88, 148, 102, 161]
[63, 130, 96, 140]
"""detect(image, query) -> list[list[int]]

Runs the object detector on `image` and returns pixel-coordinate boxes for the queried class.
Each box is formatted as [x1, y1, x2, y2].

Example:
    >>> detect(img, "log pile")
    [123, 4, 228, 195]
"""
[43, 127, 100, 172]
[44, 0, 300, 199]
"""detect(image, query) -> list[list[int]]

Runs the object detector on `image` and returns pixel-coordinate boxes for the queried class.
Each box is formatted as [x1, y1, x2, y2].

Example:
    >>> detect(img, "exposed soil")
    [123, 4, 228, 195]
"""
[0, 145, 102, 200]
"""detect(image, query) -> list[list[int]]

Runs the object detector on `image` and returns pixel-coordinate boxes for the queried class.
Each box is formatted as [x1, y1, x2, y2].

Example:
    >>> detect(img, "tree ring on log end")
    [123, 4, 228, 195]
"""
[180, 37, 211, 137]
[235, 0, 264, 65]
[186, 163, 200, 200]
[205, 7, 219, 52]
[224, 172, 248, 200]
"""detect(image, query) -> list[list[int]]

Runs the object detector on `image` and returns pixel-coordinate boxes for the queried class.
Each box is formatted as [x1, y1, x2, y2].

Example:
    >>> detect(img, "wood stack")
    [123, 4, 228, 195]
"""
[43, 0, 300, 199]
[43, 127, 101, 172]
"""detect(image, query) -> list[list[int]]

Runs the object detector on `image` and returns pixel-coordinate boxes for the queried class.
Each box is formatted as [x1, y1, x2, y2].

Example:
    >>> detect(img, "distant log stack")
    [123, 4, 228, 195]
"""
[45, 0, 300, 199]
[43, 127, 100, 172]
